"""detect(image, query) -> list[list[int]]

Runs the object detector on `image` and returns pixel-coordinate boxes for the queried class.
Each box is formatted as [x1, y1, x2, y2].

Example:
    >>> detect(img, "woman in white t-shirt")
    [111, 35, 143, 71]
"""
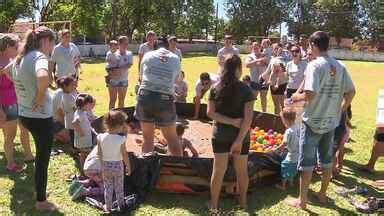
[285, 45, 307, 98]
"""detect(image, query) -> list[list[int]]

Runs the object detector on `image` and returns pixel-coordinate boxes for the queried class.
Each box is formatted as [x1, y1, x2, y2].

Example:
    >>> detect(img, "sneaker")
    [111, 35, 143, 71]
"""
[68, 180, 81, 196]
[71, 185, 86, 201]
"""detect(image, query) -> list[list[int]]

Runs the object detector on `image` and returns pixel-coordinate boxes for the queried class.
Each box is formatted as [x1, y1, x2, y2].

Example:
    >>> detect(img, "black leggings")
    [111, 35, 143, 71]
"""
[20, 116, 53, 202]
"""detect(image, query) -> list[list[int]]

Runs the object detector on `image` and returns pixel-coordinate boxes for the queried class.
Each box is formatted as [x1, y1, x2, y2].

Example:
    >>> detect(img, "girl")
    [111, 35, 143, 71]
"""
[4, 26, 58, 211]
[105, 40, 118, 87]
[0, 33, 34, 173]
[207, 54, 255, 210]
[174, 71, 188, 103]
[98, 110, 131, 212]
[276, 108, 300, 190]
[58, 75, 78, 148]
[72, 94, 95, 175]
[268, 61, 287, 114]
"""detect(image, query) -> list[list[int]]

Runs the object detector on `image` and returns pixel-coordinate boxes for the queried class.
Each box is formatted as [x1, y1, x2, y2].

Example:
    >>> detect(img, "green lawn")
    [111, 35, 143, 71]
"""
[0, 54, 383, 215]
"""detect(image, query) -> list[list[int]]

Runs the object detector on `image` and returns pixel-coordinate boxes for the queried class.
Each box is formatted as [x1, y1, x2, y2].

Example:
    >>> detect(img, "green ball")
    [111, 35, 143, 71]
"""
[257, 137, 264, 143]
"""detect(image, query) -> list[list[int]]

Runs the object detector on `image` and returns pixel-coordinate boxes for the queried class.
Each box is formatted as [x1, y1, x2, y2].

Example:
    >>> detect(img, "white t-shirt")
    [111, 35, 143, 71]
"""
[195, 73, 220, 98]
[51, 42, 81, 78]
[262, 56, 288, 84]
[73, 109, 93, 149]
[139, 48, 181, 95]
[52, 88, 63, 121]
[302, 56, 355, 134]
[286, 60, 307, 89]
[62, 91, 77, 129]
[105, 50, 118, 69]
[98, 133, 126, 161]
[10, 51, 52, 118]
[283, 124, 300, 163]
[116, 50, 133, 80]
[138, 42, 154, 56]
[84, 146, 101, 172]
[245, 53, 267, 83]
[217, 46, 240, 70]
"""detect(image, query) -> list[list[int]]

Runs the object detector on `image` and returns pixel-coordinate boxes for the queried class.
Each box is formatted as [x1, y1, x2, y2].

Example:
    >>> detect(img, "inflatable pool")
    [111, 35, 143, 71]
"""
[92, 103, 287, 194]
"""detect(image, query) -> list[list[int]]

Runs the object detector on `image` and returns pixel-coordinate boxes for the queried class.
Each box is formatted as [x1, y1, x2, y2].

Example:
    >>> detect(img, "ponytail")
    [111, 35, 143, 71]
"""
[16, 26, 55, 65]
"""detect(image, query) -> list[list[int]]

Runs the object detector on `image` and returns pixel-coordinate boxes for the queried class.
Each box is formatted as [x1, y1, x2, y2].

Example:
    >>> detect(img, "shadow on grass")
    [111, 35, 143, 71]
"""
[0, 150, 64, 216]
[342, 159, 384, 181]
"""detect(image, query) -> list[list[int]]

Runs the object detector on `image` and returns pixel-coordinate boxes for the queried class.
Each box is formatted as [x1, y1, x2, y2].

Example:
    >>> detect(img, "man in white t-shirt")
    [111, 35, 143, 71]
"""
[217, 35, 240, 73]
[167, 36, 182, 61]
[192, 72, 219, 119]
[138, 31, 157, 82]
[49, 29, 81, 81]
[286, 31, 355, 210]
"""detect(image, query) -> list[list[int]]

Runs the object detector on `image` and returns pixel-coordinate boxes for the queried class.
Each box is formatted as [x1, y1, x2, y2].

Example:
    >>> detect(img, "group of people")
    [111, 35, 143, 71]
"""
[2, 25, 384, 214]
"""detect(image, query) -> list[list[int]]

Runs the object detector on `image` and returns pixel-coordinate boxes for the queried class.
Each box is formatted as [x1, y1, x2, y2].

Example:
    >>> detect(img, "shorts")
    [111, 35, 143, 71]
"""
[285, 88, 297, 98]
[134, 89, 176, 127]
[1, 104, 18, 121]
[374, 129, 384, 142]
[298, 123, 334, 171]
[270, 83, 288, 95]
[52, 120, 65, 134]
[211, 124, 250, 155]
[281, 159, 298, 180]
[109, 78, 128, 87]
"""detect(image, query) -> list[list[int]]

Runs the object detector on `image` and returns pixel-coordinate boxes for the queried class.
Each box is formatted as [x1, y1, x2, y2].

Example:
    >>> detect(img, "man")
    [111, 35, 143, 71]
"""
[244, 42, 269, 112]
[299, 34, 308, 58]
[167, 36, 182, 61]
[138, 31, 157, 81]
[192, 72, 219, 119]
[134, 46, 182, 156]
[217, 35, 240, 73]
[50, 29, 81, 81]
[286, 31, 355, 209]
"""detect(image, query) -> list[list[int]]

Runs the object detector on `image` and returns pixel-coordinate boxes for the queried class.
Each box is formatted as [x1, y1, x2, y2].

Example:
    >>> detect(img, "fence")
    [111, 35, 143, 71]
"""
[78, 44, 384, 62]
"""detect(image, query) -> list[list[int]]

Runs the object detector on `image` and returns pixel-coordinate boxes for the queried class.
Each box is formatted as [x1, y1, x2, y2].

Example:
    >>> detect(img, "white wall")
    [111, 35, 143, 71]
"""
[78, 44, 384, 62]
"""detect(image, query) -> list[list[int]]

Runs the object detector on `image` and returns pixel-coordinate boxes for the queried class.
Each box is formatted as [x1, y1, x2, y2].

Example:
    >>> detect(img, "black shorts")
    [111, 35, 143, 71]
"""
[374, 129, 384, 142]
[270, 83, 288, 95]
[212, 124, 250, 155]
[285, 88, 297, 98]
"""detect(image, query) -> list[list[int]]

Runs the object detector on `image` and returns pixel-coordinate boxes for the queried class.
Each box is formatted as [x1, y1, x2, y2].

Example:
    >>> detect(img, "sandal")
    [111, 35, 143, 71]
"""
[355, 197, 380, 214]
[6, 163, 24, 173]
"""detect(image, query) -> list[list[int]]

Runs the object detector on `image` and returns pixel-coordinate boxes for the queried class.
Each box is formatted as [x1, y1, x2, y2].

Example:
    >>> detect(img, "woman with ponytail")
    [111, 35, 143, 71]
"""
[0, 33, 34, 172]
[207, 54, 255, 210]
[8, 26, 58, 211]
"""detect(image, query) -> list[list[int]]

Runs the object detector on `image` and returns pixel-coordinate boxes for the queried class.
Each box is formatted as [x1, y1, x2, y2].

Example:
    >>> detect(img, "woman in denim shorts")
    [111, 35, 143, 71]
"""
[134, 44, 182, 156]
[0, 33, 34, 173]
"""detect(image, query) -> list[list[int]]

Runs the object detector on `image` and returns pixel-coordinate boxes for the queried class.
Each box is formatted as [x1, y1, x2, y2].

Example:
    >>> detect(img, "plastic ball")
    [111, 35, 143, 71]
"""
[267, 129, 274, 134]
[257, 137, 264, 143]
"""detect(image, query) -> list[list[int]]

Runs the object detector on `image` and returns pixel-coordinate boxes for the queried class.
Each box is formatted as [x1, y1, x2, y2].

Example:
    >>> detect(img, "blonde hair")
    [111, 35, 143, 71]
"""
[118, 36, 128, 44]
[16, 26, 55, 64]
[0, 33, 19, 52]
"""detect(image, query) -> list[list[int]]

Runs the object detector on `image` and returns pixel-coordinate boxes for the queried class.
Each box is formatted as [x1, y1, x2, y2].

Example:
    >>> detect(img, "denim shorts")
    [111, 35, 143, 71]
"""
[281, 159, 298, 180]
[298, 123, 334, 171]
[134, 89, 176, 127]
[109, 78, 128, 87]
[1, 104, 18, 121]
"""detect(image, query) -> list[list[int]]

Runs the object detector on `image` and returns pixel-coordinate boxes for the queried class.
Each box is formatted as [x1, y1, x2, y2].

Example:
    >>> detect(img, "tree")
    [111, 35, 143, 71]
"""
[225, 0, 288, 39]
[0, 0, 32, 32]
[176, 0, 215, 41]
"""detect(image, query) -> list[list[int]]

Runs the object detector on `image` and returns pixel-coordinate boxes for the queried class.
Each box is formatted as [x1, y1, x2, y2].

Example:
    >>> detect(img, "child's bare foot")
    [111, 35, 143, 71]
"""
[35, 201, 58, 211]
[284, 198, 306, 209]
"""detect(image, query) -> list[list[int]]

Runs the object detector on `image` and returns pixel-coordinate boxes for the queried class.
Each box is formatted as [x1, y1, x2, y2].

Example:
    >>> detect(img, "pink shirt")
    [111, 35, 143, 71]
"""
[0, 57, 17, 106]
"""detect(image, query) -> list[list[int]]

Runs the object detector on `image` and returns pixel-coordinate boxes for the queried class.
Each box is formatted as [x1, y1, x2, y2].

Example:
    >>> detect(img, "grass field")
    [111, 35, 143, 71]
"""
[0, 54, 383, 215]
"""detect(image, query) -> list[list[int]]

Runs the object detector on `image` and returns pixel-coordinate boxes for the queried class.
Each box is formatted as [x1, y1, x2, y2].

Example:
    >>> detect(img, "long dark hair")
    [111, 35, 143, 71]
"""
[16, 26, 55, 64]
[214, 54, 242, 106]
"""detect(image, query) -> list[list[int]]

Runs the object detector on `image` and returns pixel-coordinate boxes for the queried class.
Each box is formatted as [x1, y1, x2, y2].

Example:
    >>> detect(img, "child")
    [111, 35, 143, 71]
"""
[276, 108, 300, 190]
[98, 110, 131, 213]
[176, 123, 199, 157]
[174, 71, 188, 103]
[269, 62, 286, 91]
[105, 40, 119, 86]
[72, 94, 95, 175]
[58, 75, 78, 148]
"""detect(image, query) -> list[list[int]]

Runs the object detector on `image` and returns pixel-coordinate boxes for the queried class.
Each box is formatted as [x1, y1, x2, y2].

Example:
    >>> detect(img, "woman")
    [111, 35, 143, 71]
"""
[2, 26, 58, 211]
[245, 42, 268, 112]
[0, 33, 34, 172]
[285, 45, 307, 98]
[261, 43, 287, 114]
[207, 54, 255, 210]
[108, 36, 133, 109]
